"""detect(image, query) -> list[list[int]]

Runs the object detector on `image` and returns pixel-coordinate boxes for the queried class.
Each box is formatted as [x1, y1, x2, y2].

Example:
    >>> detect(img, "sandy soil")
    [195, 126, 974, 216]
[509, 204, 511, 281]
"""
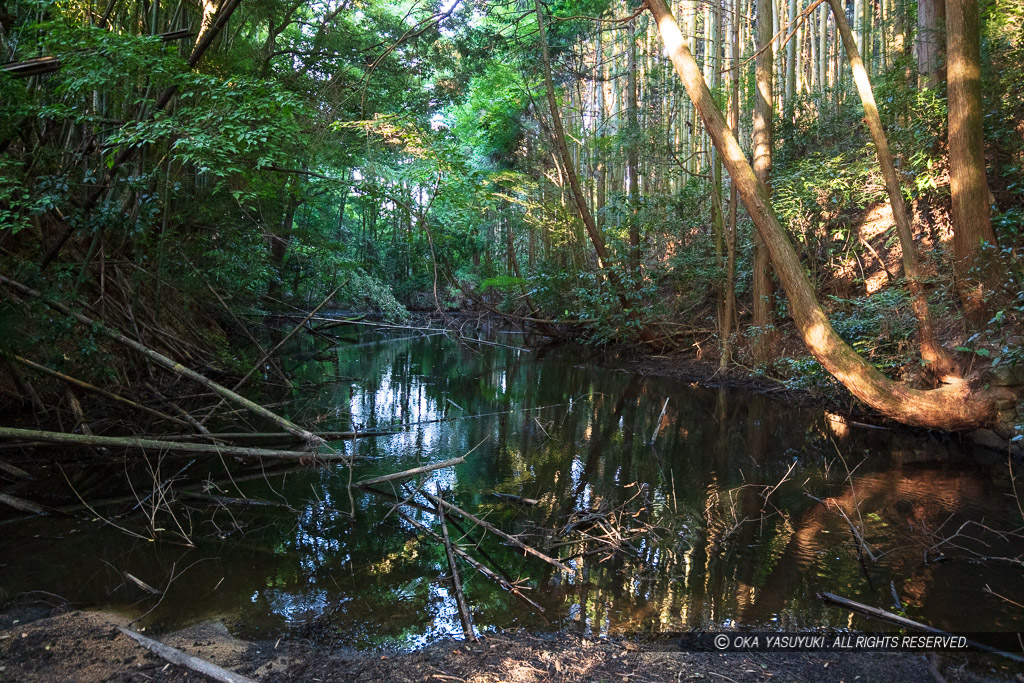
[1, 607, 1021, 683]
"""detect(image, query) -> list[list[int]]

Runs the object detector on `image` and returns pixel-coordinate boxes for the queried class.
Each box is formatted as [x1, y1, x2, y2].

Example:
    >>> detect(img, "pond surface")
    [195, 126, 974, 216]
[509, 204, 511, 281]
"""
[2, 324, 1023, 649]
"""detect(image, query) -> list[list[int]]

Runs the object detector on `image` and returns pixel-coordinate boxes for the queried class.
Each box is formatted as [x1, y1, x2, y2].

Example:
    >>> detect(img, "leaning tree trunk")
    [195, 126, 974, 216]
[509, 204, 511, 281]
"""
[646, 0, 1011, 430]
[534, 0, 655, 339]
[828, 0, 959, 379]
[947, 0, 1000, 327]
[534, 0, 613, 272]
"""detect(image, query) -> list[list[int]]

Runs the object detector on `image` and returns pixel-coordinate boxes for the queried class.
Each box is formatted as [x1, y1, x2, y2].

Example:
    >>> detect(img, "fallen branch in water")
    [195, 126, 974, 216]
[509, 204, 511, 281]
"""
[0, 427, 357, 461]
[650, 397, 670, 445]
[437, 491, 477, 641]
[818, 592, 1024, 663]
[153, 429, 399, 443]
[353, 456, 465, 488]
[395, 509, 545, 612]
[0, 492, 48, 515]
[198, 284, 345, 428]
[415, 487, 573, 573]
[118, 627, 256, 683]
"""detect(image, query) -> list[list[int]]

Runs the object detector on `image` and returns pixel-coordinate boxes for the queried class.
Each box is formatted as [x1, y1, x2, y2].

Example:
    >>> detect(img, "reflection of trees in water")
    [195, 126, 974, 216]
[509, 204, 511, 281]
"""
[28, 330, 1014, 644]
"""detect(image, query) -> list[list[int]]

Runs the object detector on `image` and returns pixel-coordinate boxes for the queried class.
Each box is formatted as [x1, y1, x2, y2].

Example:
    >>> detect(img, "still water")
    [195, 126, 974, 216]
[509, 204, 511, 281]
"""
[1, 325, 1022, 648]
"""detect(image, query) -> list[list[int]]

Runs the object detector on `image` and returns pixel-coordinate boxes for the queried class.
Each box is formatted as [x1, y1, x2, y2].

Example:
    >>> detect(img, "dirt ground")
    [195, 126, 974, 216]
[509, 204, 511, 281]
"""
[1, 607, 1021, 683]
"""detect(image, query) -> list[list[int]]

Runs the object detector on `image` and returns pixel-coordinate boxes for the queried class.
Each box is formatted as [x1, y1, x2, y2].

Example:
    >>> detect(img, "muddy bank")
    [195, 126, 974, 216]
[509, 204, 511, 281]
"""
[0, 607, 1018, 682]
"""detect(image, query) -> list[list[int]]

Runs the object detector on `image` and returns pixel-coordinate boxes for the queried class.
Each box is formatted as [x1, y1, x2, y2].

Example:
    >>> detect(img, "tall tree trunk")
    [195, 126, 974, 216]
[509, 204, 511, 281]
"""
[646, 0, 1011, 430]
[752, 0, 776, 364]
[828, 0, 959, 379]
[627, 19, 640, 273]
[916, 0, 945, 87]
[596, 27, 606, 231]
[818, 3, 827, 97]
[270, 189, 297, 302]
[712, 0, 725, 323]
[947, 0, 999, 326]
[533, 0, 611, 269]
[785, 0, 797, 112]
[721, 0, 740, 369]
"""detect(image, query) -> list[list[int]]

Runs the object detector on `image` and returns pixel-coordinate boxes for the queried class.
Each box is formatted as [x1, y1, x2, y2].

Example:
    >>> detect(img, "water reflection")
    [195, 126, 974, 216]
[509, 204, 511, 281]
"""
[0, 327, 1021, 649]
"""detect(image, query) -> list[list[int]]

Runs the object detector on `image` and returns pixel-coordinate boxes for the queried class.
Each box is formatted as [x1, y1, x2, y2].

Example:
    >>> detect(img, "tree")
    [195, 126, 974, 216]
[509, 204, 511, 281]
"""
[751, 0, 776, 364]
[917, 0, 946, 87]
[646, 0, 1012, 429]
[947, 0, 1000, 326]
[828, 0, 959, 379]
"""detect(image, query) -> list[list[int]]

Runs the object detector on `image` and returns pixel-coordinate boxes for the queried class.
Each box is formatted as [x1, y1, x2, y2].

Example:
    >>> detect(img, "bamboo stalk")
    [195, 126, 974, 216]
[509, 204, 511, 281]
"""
[118, 627, 256, 683]
[0, 427, 353, 461]
[353, 456, 465, 488]
[437, 492, 477, 641]
[14, 355, 187, 427]
[0, 275, 324, 448]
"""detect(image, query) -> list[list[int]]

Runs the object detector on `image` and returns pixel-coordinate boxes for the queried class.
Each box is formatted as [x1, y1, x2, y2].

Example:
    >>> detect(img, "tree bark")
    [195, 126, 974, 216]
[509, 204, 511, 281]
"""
[646, 0, 1011, 430]
[721, 0, 741, 369]
[752, 0, 776, 364]
[627, 18, 640, 237]
[828, 0, 959, 379]
[916, 0, 945, 87]
[947, 0, 999, 326]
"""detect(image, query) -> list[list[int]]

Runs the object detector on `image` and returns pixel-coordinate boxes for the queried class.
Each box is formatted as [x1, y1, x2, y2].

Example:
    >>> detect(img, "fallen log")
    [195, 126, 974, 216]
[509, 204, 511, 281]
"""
[416, 488, 573, 573]
[437, 492, 476, 641]
[0, 427, 355, 461]
[14, 355, 188, 427]
[354, 456, 465, 488]
[0, 275, 324, 448]
[118, 627, 256, 683]
[818, 592, 1024, 663]
[396, 510, 545, 612]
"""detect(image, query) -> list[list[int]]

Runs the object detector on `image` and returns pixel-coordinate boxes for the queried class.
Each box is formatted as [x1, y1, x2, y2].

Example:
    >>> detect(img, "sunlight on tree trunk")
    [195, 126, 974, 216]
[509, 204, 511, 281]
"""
[828, 0, 959, 380]
[751, 0, 776, 364]
[647, 0, 1011, 429]
[947, 0, 1001, 327]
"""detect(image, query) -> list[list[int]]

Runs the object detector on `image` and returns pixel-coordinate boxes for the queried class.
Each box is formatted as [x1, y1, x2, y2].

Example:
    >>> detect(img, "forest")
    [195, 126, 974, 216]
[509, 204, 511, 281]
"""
[1, 0, 1023, 433]
[1, 0, 1024, 678]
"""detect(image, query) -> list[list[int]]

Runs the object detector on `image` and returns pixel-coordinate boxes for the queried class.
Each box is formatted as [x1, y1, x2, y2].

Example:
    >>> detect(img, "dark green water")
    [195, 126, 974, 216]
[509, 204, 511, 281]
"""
[2, 325, 1023, 649]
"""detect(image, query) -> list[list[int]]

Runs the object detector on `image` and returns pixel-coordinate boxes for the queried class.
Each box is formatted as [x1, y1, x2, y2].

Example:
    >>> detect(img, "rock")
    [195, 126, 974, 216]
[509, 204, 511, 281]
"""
[969, 428, 1007, 451]
[982, 364, 1024, 387]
